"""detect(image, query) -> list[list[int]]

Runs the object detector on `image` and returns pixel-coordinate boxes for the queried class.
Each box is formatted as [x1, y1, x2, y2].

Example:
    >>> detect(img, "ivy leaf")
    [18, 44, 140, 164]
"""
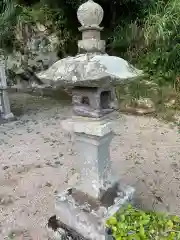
[108, 216, 118, 225]
[139, 225, 145, 237]
[166, 220, 173, 230]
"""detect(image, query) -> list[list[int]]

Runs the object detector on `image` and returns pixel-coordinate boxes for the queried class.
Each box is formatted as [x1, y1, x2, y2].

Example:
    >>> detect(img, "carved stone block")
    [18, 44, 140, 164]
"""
[72, 87, 118, 118]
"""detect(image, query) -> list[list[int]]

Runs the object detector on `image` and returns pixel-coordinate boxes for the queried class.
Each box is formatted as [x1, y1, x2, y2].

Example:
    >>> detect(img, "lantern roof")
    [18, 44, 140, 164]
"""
[37, 53, 143, 88]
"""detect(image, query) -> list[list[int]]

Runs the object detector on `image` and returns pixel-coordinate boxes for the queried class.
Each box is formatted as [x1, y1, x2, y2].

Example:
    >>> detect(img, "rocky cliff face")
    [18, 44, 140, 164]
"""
[6, 23, 59, 87]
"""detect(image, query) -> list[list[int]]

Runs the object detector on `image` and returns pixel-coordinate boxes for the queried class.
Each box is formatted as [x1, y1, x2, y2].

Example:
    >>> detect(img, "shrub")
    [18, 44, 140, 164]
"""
[106, 204, 180, 240]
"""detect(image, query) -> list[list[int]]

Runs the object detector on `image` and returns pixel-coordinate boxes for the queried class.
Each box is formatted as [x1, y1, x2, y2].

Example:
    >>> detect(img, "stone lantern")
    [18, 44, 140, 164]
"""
[0, 62, 14, 122]
[38, 1, 143, 239]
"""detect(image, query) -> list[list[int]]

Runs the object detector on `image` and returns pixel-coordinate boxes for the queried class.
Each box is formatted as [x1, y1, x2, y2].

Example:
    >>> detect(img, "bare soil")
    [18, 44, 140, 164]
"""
[0, 92, 180, 239]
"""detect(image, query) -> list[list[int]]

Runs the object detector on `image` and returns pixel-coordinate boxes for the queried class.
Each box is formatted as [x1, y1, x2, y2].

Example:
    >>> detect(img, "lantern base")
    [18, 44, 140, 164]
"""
[54, 180, 135, 240]
[0, 112, 15, 124]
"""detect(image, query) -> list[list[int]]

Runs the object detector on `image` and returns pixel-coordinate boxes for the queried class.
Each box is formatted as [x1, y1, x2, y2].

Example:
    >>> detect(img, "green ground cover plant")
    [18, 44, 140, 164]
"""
[106, 204, 180, 240]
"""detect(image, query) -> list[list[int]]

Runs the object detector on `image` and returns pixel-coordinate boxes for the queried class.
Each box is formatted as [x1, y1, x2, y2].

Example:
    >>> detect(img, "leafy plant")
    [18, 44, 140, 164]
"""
[106, 204, 180, 240]
[0, 0, 22, 52]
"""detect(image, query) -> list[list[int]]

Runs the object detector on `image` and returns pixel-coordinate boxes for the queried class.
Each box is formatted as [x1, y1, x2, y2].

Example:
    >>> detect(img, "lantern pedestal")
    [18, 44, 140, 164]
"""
[54, 117, 135, 240]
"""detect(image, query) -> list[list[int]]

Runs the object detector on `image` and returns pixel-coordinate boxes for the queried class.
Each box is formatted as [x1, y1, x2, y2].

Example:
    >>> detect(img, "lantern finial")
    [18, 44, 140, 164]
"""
[77, 0, 104, 27]
[77, 0, 105, 53]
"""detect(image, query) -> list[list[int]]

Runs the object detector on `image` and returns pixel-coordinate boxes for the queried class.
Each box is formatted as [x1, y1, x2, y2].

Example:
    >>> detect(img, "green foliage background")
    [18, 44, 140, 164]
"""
[0, 0, 180, 120]
[1, 0, 180, 83]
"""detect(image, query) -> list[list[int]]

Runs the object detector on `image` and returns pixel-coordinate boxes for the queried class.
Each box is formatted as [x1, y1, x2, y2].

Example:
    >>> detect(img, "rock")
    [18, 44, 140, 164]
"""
[136, 97, 155, 109]
[174, 112, 180, 123]
[165, 99, 176, 108]
[6, 23, 59, 86]
[121, 97, 155, 115]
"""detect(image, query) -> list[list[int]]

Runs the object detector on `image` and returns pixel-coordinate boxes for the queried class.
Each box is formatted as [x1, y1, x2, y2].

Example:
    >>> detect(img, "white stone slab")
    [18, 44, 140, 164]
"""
[61, 117, 114, 137]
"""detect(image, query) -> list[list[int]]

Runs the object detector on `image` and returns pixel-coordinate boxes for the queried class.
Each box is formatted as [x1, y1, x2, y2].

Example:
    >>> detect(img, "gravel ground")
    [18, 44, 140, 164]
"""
[0, 92, 180, 239]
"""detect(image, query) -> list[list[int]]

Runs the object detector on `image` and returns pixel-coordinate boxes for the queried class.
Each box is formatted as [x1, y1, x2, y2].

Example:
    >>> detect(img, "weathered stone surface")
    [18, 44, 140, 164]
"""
[61, 117, 117, 200]
[71, 87, 118, 118]
[37, 54, 143, 88]
[78, 39, 105, 54]
[0, 63, 14, 121]
[77, 0, 105, 54]
[61, 117, 114, 136]
[121, 97, 155, 115]
[136, 97, 155, 109]
[77, 0, 104, 27]
[165, 99, 176, 108]
[55, 183, 134, 240]
[6, 23, 59, 86]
